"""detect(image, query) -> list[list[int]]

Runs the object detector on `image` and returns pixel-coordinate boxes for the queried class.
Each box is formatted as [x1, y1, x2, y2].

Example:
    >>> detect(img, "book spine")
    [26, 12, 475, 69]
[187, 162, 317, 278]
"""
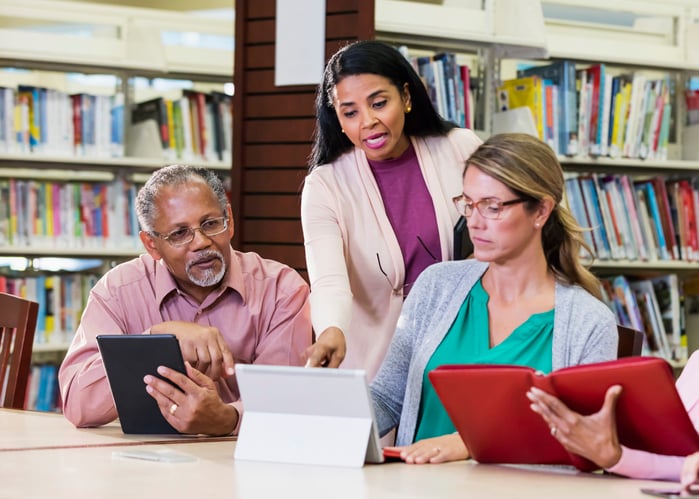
[640, 181, 669, 260]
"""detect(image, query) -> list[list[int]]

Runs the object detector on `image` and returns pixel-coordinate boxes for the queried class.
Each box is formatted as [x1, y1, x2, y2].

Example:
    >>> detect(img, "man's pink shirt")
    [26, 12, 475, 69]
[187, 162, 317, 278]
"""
[58, 250, 312, 432]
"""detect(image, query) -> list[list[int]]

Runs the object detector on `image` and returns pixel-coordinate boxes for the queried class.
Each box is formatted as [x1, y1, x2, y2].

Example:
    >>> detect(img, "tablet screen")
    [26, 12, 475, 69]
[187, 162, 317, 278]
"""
[96, 334, 186, 434]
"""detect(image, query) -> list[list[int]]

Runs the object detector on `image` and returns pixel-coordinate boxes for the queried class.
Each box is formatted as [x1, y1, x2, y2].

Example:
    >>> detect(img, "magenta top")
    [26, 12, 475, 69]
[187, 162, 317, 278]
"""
[368, 144, 441, 296]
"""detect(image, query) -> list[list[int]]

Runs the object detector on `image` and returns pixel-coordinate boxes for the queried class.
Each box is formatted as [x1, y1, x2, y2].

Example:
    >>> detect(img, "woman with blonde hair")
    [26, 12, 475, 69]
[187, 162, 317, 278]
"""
[371, 133, 618, 463]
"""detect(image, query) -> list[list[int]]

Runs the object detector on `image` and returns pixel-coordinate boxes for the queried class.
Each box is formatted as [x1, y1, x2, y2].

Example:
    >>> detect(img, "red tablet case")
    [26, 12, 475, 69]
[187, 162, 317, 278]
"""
[428, 356, 699, 471]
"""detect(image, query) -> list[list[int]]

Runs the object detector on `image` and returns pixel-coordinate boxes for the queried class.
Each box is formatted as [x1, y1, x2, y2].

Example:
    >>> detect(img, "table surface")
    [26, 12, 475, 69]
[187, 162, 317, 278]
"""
[0, 408, 233, 451]
[0, 409, 681, 498]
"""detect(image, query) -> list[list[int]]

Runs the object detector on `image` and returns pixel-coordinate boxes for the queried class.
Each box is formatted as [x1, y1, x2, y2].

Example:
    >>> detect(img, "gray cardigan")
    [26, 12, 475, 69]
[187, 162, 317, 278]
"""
[370, 259, 618, 446]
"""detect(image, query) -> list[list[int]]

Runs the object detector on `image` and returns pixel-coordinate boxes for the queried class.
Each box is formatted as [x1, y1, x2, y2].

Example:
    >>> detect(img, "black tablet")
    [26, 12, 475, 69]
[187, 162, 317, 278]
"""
[96, 334, 186, 434]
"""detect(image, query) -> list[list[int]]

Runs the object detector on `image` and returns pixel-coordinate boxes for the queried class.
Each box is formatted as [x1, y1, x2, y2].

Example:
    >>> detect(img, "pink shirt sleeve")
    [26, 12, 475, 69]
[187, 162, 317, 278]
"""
[58, 283, 138, 427]
[607, 351, 699, 481]
[608, 447, 686, 481]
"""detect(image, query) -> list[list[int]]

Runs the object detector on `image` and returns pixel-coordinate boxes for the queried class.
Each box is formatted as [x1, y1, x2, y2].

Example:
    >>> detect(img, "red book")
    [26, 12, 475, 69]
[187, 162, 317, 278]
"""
[459, 64, 471, 129]
[652, 177, 679, 260]
[586, 64, 603, 155]
[70, 94, 82, 155]
[680, 180, 699, 260]
[429, 357, 699, 471]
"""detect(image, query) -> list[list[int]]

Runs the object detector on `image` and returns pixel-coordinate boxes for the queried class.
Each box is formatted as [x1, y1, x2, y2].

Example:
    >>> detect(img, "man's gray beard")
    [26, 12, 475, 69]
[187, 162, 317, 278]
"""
[186, 250, 226, 287]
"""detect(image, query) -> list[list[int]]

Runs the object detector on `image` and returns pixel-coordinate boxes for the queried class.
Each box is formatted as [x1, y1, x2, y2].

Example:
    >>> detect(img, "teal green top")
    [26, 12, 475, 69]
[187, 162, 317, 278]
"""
[414, 279, 554, 441]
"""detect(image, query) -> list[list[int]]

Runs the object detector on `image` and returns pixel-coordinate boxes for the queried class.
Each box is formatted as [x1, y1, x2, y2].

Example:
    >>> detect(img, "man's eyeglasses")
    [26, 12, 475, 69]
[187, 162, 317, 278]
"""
[452, 195, 528, 220]
[151, 216, 229, 247]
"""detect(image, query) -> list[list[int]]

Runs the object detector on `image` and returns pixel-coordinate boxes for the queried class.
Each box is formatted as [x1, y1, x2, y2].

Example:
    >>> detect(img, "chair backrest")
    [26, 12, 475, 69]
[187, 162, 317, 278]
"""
[617, 325, 645, 358]
[0, 292, 39, 409]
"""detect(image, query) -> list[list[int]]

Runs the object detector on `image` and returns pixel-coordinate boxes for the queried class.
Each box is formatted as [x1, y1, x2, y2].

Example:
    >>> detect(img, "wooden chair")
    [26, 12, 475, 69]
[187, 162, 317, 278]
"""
[0, 292, 39, 409]
[617, 325, 645, 358]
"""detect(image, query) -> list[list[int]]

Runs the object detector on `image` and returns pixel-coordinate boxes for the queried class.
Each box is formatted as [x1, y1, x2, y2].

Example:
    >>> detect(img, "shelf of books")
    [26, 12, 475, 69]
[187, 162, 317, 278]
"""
[498, 57, 699, 365]
[2, 268, 99, 412]
[377, 0, 699, 367]
[0, 75, 233, 176]
[0, 0, 234, 411]
[490, 0, 699, 367]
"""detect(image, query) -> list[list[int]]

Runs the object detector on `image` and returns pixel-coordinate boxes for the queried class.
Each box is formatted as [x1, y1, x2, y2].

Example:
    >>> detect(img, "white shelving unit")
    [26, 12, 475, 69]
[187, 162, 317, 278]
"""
[374, 0, 699, 362]
[377, 0, 699, 266]
[376, 0, 548, 134]
[0, 0, 233, 357]
[0, 0, 233, 78]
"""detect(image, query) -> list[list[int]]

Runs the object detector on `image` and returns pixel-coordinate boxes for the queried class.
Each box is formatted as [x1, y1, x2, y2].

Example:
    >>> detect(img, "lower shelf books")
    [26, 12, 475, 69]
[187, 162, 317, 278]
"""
[429, 357, 699, 471]
[24, 364, 61, 412]
[601, 274, 685, 362]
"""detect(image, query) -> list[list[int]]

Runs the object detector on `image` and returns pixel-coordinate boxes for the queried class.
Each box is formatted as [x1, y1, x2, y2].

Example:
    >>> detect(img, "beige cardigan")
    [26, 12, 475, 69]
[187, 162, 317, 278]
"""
[300, 128, 482, 380]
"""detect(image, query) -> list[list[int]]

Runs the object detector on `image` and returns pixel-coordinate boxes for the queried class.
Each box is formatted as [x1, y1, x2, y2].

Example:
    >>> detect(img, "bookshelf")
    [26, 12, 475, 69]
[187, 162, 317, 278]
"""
[0, 0, 233, 406]
[372, 0, 699, 364]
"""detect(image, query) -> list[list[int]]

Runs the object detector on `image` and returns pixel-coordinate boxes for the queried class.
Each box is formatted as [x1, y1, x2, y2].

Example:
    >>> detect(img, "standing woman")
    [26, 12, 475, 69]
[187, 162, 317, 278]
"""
[301, 40, 481, 378]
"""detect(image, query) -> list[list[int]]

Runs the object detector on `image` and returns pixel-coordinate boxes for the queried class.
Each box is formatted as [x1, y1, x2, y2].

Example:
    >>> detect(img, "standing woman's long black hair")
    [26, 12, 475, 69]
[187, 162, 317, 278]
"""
[309, 40, 456, 170]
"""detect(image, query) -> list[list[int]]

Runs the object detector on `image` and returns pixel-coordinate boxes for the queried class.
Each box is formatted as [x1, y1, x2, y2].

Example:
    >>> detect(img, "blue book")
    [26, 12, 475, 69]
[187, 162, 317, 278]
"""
[564, 177, 596, 254]
[433, 52, 459, 125]
[518, 60, 577, 155]
[578, 176, 611, 259]
[612, 275, 644, 332]
[637, 180, 669, 260]
[35, 365, 49, 412]
[34, 275, 47, 339]
[110, 96, 124, 157]
[39, 88, 48, 153]
[17, 85, 42, 152]
[416, 56, 438, 115]
[607, 76, 622, 149]
[36, 365, 59, 412]
[44, 365, 58, 411]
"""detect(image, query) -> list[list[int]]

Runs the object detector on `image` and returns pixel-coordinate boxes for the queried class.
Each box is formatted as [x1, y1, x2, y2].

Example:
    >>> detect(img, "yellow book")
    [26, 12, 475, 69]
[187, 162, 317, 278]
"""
[497, 76, 544, 140]
[610, 82, 632, 158]
[18, 87, 40, 152]
[165, 99, 176, 152]
[31, 181, 42, 239]
[44, 275, 62, 338]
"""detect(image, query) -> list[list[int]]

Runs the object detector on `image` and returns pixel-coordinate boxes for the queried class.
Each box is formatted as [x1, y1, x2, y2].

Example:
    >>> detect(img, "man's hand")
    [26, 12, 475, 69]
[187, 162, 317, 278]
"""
[151, 321, 235, 381]
[304, 327, 346, 368]
[384, 434, 469, 464]
[144, 361, 238, 436]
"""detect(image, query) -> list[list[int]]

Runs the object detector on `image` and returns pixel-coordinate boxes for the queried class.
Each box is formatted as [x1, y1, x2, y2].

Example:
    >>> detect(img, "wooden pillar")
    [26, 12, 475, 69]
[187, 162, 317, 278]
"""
[233, 0, 375, 278]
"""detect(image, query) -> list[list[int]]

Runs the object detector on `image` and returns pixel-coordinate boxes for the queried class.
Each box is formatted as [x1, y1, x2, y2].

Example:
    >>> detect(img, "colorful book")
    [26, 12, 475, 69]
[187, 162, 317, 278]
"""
[578, 175, 611, 260]
[651, 177, 679, 260]
[628, 279, 672, 359]
[564, 176, 596, 256]
[650, 274, 683, 359]
[618, 175, 649, 261]
[497, 76, 544, 141]
[518, 60, 577, 155]
[635, 180, 669, 260]
[586, 64, 605, 156]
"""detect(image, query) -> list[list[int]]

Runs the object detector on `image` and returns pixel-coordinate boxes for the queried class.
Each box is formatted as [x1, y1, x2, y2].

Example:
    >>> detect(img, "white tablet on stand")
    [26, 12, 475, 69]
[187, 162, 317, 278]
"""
[234, 365, 384, 468]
